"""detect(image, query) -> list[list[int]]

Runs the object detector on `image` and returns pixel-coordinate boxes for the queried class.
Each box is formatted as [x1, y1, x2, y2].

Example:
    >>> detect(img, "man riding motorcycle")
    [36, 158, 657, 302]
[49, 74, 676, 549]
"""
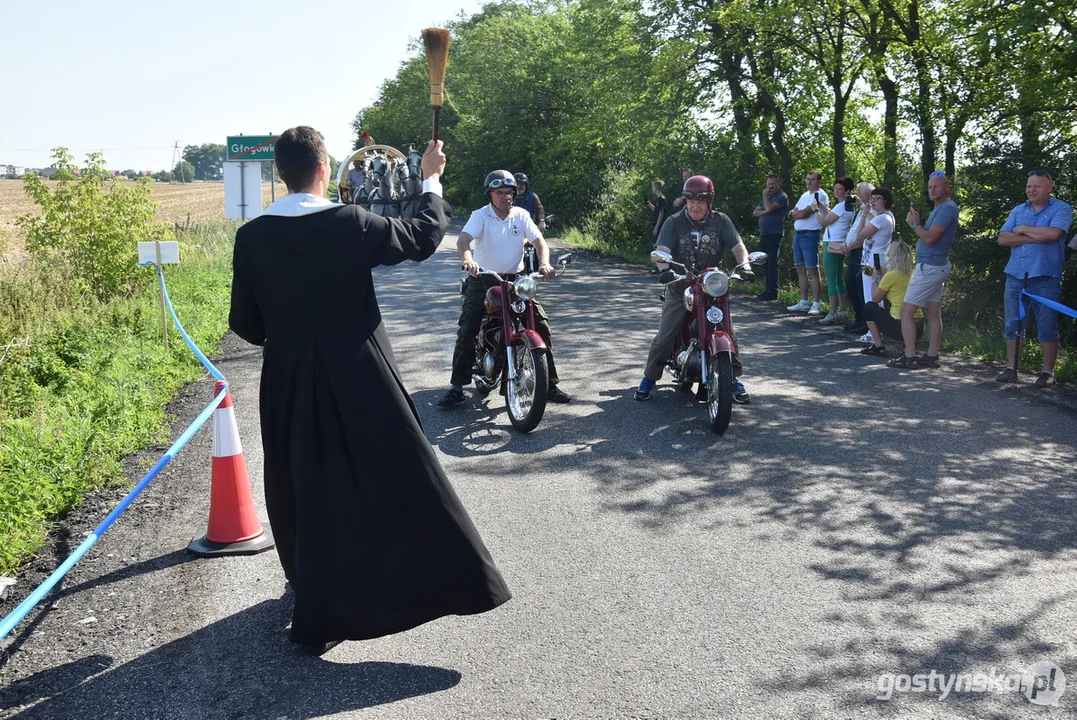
[634, 174, 756, 403]
[438, 170, 571, 407]
[513, 172, 546, 233]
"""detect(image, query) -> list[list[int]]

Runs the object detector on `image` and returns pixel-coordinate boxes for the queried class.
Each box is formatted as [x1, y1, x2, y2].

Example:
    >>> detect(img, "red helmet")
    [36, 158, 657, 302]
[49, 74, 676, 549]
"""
[682, 175, 714, 206]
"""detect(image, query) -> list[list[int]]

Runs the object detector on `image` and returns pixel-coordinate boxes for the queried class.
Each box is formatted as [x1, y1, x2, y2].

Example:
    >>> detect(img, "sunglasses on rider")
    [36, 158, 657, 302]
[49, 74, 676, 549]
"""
[487, 178, 516, 189]
[681, 191, 714, 200]
[929, 170, 945, 177]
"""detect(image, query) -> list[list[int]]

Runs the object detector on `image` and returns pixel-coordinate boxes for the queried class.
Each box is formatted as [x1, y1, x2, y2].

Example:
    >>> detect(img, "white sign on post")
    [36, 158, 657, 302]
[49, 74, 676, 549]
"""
[224, 161, 265, 220]
[137, 241, 180, 265]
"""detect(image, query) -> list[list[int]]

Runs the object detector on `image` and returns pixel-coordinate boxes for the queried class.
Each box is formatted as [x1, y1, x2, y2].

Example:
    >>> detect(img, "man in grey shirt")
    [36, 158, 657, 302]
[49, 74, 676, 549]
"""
[752, 174, 788, 300]
[895, 171, 959, 368]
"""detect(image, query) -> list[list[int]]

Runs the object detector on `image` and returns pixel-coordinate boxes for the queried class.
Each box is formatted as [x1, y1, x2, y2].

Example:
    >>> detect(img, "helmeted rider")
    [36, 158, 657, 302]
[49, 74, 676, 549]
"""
[634, 174, 756, 403]
[512, 172, 546, 233]
[437, 170, 571, 407]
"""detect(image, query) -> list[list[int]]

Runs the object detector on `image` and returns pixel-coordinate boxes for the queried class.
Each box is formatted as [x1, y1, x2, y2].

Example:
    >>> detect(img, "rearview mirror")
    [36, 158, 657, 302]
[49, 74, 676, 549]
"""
[556, 253, 573, 266]
[650, 250, 673, 264]
[747, 251, 768, 265]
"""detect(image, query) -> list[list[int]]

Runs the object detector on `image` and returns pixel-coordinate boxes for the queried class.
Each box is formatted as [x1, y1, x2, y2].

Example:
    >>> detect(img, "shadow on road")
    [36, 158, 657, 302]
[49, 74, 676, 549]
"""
[2, 596, 461, 718]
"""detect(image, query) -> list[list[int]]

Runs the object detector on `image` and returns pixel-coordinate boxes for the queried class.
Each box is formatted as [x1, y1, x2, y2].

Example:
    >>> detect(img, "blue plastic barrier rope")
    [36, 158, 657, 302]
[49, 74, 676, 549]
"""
[0, 263, 227, 642]
[1018, 290, 1077, 322]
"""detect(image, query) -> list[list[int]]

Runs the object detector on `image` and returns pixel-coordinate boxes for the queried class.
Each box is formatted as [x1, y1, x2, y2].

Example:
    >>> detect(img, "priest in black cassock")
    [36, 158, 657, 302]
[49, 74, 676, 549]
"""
[229, 126, 511, 654]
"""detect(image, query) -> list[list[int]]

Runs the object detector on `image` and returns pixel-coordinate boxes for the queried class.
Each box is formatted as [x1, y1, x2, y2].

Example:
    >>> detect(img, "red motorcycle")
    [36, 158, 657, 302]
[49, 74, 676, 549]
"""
[470, 254, 572, 432]
[651, 249, 766, 434]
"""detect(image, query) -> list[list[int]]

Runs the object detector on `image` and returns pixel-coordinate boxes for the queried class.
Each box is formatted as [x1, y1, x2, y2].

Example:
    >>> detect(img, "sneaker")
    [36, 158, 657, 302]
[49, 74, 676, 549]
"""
[634, 378, 655, 401]
[995, 367, 1018, 383]
[818, 312, 838, 324]
[547, 385, 572, 403]
[731, 378, 751, 404]
[436, 388, 467, 407]
[787, 299, 810, 312]
[807, 302, 822, 316]
[857, 332, 873, 343]
[1034, 371, 1057, 388]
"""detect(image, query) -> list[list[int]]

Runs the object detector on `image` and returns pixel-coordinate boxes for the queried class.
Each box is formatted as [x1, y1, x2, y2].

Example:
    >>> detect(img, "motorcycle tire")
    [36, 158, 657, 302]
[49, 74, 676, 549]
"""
[707, 352, 733, 435]
[505, 340, 549, 433]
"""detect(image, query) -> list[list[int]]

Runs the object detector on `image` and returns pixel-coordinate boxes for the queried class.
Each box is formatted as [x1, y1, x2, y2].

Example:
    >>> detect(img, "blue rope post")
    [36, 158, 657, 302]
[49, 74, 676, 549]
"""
[0, 262, 247, 643]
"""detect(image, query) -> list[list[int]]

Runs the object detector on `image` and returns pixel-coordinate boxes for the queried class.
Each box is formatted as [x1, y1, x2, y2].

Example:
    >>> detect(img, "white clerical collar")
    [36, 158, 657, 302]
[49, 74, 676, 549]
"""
[262, 193, 337, 217]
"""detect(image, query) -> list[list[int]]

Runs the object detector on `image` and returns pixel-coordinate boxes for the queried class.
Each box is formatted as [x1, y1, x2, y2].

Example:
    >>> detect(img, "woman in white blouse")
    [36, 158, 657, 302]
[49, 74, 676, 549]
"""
[814, 177, 856, 324]
[853, 187, 896, 340]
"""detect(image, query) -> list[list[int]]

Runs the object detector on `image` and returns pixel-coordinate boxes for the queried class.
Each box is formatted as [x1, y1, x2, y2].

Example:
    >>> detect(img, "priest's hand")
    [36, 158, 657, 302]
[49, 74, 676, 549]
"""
[422, 140, 446, 181]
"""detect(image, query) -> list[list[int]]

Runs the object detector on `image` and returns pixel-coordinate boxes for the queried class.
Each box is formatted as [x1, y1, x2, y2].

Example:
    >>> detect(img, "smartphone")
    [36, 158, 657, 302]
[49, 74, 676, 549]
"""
[814, 192, 820, 202]
[845, 197, 856, 211]
[873, 254, 882, 271]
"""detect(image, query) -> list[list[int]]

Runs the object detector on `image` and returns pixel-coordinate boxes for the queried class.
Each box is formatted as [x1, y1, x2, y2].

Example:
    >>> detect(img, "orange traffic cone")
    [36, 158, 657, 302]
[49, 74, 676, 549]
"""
[188, 381, 275, 556]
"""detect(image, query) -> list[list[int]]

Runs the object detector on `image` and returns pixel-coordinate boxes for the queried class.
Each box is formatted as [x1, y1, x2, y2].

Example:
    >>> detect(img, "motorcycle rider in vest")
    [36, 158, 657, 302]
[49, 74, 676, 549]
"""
[634, 175, 756, 403]
[512, 172, 546, 233]
[437, 169, 571, 408]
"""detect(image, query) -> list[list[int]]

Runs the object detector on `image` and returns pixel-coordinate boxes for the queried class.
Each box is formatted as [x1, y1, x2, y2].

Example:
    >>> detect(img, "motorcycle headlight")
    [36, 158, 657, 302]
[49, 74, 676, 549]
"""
[511, 299, 527, 314]
[702, 270, 730, 297]
[514, 275, 538, 301]
[706, 306, 724, 325]
[683, 287, 694, 311]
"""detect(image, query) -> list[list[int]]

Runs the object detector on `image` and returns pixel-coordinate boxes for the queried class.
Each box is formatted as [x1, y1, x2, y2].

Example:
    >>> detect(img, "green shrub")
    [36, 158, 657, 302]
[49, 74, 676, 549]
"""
[0, 221, 235, 575]
[17, 149, 173, 302]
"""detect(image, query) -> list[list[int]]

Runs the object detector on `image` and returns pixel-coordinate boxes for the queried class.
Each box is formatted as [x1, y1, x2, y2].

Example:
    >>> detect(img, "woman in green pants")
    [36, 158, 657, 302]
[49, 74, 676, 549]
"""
[814, 176, 856, 324]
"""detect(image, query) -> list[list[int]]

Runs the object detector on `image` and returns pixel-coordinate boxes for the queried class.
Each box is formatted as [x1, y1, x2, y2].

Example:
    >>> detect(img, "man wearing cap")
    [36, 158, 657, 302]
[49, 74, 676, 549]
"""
[995, 170, 1073, 387]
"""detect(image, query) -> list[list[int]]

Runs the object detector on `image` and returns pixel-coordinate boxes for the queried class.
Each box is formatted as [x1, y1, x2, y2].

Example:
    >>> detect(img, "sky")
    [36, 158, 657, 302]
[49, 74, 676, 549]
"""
[1, 0, 488, 172]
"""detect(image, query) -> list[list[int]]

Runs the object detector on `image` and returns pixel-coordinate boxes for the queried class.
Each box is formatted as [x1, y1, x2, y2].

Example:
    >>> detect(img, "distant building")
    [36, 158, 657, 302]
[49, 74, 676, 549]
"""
[1, 164, 27, 175]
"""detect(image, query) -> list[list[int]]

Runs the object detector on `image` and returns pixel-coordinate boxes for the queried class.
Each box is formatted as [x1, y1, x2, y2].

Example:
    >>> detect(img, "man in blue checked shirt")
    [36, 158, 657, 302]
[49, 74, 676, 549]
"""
[995, 170, 1073, 387]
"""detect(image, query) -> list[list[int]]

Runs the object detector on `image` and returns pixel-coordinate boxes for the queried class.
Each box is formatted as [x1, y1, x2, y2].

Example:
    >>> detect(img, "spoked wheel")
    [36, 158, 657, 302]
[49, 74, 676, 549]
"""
[707, 352, 733, 435]
[505, 340, 549, 432]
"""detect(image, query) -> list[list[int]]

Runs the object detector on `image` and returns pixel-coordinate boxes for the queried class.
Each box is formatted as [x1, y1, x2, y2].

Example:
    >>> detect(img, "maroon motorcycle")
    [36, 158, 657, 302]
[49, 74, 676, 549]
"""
[470, 253, 572, 432]
[651, 249, 766, 434]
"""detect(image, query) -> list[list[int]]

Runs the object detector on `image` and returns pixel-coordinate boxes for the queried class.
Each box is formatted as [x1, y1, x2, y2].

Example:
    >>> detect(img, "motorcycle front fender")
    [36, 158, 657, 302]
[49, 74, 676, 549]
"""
[706, 331, 733, 357]
[516, 328, 547, 351]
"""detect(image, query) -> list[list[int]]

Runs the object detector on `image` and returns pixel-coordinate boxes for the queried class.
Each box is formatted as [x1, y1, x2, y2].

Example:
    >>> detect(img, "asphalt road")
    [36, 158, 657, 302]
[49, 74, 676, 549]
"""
[2, 228, 1076, 719]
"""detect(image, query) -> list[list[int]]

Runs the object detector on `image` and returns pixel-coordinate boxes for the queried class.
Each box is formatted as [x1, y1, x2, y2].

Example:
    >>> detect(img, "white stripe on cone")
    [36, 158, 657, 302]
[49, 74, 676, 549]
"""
[213, 405, 243, 458]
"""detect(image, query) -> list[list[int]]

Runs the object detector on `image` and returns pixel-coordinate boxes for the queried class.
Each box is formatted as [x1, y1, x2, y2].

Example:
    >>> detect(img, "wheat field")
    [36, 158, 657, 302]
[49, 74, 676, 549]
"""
[0, 178, 282, 243]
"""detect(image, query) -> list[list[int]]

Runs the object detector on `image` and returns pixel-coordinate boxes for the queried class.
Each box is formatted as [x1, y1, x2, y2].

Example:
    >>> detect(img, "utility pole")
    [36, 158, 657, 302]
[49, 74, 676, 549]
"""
[170, 141, 183, 183]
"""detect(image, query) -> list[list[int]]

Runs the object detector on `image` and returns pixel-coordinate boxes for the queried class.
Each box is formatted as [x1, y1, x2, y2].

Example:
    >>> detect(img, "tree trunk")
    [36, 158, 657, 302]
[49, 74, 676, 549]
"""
[878, 71, 900, 187]
[833, 81, 847, 179]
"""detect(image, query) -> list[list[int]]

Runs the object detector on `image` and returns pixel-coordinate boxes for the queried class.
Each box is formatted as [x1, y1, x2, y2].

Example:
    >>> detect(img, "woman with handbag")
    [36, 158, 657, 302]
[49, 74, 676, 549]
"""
[814, 177, 856, 324]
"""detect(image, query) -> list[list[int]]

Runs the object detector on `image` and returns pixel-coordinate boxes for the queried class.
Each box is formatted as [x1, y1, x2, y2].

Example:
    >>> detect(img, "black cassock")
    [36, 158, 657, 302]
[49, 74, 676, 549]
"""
[229, 191, 511, 644]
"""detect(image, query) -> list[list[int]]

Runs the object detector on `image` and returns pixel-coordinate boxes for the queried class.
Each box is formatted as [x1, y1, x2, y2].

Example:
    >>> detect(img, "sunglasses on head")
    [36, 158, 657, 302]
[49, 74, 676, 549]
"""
[1028, 170, 1052, 179]
[488, 178, 516, 189]
[930, 170, 945, 177]
[681, 191, 714, 200]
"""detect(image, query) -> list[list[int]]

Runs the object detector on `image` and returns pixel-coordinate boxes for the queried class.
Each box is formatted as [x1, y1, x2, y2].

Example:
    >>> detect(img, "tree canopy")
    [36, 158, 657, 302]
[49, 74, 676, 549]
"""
[356, 0, 1076, 336]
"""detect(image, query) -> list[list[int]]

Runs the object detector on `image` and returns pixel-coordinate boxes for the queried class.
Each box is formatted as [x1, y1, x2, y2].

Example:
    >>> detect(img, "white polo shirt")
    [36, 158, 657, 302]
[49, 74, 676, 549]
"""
[793, 189, 829, 231]
[461, 205, 541, 273]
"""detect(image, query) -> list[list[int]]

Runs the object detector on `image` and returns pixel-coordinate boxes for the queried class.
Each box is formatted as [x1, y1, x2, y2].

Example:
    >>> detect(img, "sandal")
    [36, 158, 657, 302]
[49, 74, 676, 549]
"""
[887, 354, 916, 368]
[860, 344, 886, 356]
[912, 354, 940, 368]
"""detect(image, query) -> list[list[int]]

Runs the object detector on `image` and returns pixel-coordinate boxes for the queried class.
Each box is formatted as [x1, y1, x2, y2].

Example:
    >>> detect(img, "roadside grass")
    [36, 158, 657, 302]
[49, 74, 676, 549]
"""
[0, 222, 237, 576]
[559, 226, 1074, 382]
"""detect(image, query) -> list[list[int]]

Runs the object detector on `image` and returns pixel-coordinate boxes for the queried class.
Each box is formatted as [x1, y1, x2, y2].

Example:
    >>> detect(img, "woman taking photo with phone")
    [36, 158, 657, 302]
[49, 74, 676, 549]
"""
[858, 241, 922, 360]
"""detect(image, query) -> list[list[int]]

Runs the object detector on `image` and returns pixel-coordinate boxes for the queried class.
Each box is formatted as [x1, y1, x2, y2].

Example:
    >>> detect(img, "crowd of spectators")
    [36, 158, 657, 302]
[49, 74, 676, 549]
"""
[736, 168, 1074, 381]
